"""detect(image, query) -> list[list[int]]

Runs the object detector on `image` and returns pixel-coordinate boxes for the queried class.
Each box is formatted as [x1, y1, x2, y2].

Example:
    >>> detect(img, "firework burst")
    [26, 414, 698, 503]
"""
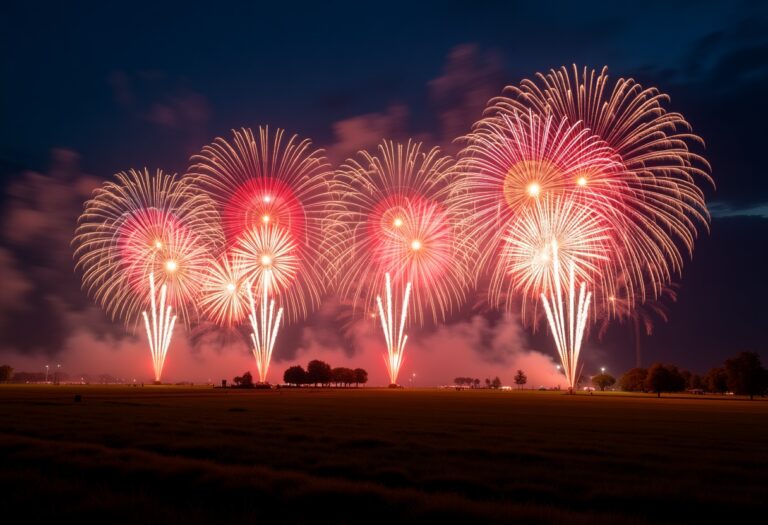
[331, 140, 474, 384]
[74, 168, 222, 380]
[188, 127, 333, 324]
[74, 169, 222, 325]
[332, 140, 473, 325]
[486, 64, 713, 304]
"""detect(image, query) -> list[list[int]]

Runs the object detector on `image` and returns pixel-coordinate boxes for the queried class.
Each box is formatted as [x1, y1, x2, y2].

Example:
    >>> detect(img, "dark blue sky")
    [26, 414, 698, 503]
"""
[1, 0, 767, 378]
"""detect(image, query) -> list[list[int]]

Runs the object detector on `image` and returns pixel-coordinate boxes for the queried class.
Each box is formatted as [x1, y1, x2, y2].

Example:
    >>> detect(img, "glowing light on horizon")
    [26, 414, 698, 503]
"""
[376, 273, 411, 385]
[142, 273, 177, 382]
[247, 269, 283, 384]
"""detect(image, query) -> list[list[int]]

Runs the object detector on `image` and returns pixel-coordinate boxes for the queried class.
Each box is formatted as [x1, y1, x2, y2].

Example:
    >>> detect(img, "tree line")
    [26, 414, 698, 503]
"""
[615, 351, 768, 399]
[283, 360, 368, 387]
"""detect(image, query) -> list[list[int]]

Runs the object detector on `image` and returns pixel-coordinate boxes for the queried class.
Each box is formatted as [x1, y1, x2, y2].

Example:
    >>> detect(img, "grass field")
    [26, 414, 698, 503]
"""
[1, 386, 766, 523]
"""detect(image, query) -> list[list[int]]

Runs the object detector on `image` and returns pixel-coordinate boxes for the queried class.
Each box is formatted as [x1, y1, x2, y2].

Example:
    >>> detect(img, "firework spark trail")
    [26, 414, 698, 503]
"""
[540, 241, 591, 392]
[141, 273, 177, 382]
[376, 273, 411, 385]
[247, 269, 283, 383]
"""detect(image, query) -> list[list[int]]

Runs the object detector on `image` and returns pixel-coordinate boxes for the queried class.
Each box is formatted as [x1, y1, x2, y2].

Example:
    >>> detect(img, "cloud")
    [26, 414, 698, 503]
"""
[109, 70, 212, 133]
[325, 104, 411, 163]
[0, 150, 105, 355]
[709, 201, 768, 219]
[429, 44, 504, 150]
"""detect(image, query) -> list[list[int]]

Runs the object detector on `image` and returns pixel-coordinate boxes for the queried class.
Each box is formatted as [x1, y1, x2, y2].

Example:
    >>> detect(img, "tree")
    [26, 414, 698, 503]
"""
[619, 368, 648, 392]
[513, 370, 527, 390]
[591, 373, 616, 391]
[688, 373, 705, 390]
[353, 368, 368, 387]
[645, 363, 685, 397]
[331, 367, 356, 387]
[0, 365, 13, 382]
[283, 365, 307, 386]
[473, 378, 480, 389]
[233, 371, 254, 388]
[491, 376, 502, 389]
[724, 352, 768, 399]
[645, 364, 670, 397]
[306, 360, 332, 386]
[706, 367, 728, 394]
[485, 378, 491, 388]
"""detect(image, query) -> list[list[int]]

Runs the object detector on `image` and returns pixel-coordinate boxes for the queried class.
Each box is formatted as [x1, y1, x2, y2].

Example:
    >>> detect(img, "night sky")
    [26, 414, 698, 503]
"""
[1, 1, 767, 384]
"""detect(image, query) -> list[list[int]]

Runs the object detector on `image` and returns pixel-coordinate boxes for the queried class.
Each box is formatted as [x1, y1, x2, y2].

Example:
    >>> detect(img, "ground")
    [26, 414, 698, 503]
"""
[0, 386, 766, 523]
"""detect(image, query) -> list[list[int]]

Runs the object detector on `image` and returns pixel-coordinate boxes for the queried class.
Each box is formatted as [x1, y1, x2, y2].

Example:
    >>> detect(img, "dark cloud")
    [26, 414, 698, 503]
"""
[429, 44, 504, 151]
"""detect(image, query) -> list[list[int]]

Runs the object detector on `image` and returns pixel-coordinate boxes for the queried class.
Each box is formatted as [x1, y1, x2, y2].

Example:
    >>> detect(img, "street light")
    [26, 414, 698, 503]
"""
[45, 365, 49, 383]
[600, 366, 606, 374]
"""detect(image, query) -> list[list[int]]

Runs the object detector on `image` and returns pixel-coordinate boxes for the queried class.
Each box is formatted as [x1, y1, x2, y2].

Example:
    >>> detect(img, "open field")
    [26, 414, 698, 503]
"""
[1, 386, 766, 523]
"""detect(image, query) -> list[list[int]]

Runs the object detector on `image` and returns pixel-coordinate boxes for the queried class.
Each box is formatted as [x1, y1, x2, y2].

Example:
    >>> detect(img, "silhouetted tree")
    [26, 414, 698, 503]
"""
[485, 378, 491, 388]
[307, 360, 332, 386]
[233, 371, 254, 388]
[645, 363, 685, 397]
[706, 367, 728, 394]
[331, 367, 356, 387]
[12, 372, 46, 383]
[283, 365, 307, 386]
[513, 370, 527, 390]
[454, 377, 476, 387]
[491, 376, 502, 389]
[353, 368, 368, 387]
[619, 368, 648, 392]
[724, 352, 768, 399]
[646, 364, 670, 397]
[0, 365, 13, 382]
[688, 373, 705, 390]
[592, 373, 616, 391]
[473, 378, 480, 388]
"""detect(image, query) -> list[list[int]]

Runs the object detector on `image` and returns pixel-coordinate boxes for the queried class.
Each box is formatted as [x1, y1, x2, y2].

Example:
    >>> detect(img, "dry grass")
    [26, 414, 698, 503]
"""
[1, 386, 766, 523]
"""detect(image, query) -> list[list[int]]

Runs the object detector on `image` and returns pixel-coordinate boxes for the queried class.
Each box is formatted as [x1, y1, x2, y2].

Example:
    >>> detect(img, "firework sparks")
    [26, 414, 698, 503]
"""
[376, 273, 411, 385]
[539, 241, 591, 392]
[199, 254, 250, 327]
[246, 270, 283, 384]
[142, 273, 177, 382]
